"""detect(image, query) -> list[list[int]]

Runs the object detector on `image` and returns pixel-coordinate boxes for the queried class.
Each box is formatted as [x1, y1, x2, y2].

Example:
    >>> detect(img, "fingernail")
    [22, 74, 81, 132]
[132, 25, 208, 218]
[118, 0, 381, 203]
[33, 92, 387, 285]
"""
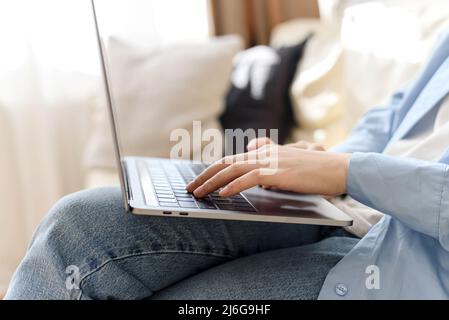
[187, 180, 198, 190]
[219, 187, 230, 197]
[193, 187, 203, 198]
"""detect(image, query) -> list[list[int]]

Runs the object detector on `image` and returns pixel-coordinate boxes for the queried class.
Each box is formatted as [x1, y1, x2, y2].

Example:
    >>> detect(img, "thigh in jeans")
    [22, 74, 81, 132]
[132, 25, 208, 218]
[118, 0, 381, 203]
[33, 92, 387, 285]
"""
[152, 236, 358, 300]
[6, 187, 325, 300]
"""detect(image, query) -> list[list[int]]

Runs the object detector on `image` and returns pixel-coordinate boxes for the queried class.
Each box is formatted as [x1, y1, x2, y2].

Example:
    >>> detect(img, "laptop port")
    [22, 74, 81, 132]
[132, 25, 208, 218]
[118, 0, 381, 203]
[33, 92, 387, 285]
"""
[179, 212, 189, 216]
[163, 211, 172, 215]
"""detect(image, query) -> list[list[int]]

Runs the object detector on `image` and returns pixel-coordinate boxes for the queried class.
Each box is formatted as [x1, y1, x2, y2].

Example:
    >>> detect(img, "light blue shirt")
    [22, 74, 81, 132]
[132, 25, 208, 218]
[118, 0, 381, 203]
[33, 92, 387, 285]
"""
[318, 28, 449, 299]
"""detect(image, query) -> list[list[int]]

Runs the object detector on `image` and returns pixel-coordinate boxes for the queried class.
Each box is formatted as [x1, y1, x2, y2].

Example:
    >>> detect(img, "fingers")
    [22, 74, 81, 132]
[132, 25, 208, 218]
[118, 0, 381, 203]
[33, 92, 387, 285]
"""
[186, 144, 279, 197]
[247, 137, 275, 151]
[192, 162, 260, 198]
[219, 168, 275, 197]
[186, 151, 259, 193]
[185, 161, 229, 193]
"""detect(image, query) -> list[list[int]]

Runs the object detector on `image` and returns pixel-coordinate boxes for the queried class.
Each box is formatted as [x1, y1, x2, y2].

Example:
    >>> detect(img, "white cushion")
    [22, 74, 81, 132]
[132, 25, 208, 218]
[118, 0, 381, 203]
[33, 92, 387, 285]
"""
[341, 1, 449, 126]
[84, 35, 243, 169]
[272, 0, 449, 148]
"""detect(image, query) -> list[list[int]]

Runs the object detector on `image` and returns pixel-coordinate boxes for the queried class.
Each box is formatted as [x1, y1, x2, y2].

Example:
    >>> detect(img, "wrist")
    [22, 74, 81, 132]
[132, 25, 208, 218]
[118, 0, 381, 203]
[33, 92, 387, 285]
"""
[334, 153, 351, 195]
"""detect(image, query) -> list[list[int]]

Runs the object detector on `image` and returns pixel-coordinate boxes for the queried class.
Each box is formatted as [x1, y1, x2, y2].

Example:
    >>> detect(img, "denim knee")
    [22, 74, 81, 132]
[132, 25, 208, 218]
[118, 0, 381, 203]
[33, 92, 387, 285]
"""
[33, 186, 244, 276]
[28, 187, 124, 258]
[32, 187, 231, 261]
[9, 187, 236, 299]
[38, 187, 120, 230]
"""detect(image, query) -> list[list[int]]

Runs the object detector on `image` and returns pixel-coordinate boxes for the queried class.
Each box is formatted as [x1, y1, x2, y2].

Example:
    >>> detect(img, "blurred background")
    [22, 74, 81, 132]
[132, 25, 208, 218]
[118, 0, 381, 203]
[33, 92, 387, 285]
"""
[1, 0, 449, 295]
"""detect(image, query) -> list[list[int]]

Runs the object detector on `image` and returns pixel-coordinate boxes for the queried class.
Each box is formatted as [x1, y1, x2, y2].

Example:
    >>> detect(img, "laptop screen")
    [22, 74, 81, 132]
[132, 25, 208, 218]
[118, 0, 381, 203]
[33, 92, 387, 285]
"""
[90, 0, 212, 208]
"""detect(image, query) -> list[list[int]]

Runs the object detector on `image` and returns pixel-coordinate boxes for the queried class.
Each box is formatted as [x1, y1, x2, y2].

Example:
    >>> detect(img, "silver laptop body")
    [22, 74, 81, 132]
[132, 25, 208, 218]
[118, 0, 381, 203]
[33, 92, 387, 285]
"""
[91, 0, 353, 227]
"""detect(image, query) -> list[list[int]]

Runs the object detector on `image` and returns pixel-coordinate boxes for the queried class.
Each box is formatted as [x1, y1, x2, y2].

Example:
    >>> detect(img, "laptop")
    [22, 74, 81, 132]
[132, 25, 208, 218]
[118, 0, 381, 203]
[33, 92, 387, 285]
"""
[91, 0, 353, 227]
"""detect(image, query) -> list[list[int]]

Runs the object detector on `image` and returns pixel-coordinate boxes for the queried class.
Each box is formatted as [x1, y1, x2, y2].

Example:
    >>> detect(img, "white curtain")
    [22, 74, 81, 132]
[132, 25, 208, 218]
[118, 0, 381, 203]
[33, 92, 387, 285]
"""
[0, 0, 100, 292]
[0, 0, 209, 293]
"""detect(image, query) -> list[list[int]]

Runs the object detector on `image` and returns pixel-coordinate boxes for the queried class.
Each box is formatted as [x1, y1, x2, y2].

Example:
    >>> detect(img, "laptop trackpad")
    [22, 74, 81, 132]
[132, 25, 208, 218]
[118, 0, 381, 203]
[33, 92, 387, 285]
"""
[242, 187, 351, 222]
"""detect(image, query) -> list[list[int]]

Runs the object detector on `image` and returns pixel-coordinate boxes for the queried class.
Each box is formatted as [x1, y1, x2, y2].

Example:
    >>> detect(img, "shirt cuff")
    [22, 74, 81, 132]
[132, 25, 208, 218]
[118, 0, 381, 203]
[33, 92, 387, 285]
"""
[346, 152, 448, 240]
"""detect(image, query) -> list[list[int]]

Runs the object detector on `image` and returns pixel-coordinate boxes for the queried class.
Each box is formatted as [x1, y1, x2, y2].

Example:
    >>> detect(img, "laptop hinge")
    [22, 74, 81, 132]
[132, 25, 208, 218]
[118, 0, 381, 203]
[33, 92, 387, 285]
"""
[121, 161, 132, 210]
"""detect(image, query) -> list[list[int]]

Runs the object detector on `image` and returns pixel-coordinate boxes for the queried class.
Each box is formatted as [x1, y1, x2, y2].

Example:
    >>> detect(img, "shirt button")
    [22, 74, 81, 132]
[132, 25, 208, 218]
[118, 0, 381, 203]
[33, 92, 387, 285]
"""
[335, 283, 348, 297]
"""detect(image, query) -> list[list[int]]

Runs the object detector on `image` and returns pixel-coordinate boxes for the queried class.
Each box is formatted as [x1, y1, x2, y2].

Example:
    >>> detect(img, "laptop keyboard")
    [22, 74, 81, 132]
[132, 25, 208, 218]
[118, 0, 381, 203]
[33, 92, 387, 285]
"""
[139, 160, 256, 212]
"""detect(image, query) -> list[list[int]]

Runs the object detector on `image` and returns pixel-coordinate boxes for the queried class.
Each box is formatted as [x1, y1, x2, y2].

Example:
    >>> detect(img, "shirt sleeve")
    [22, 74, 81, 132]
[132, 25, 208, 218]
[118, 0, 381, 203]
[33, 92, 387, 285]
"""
[331, 89, 407, 154]
[347, 152, 449, 251]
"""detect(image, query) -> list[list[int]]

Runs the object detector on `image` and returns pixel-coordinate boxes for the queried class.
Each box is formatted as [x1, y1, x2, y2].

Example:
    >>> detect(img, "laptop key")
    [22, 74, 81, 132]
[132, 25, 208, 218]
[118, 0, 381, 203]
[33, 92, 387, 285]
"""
[214, 199, 232, 204]
[178, 201, 198, 208]
[216, 204, 234, 210]
[174, 191, 191, 195]
[157, 198, 177, 203]
[171, 184, 186, 188]
[155, 187, 172, 192]
[197, 203, 217, 209]
[196, 199, 217, 209]
[175, 195, 194, 200]
[157, 194, 176, 199]
[153, 178, 167, 183]
[156, 190, 174, 195]
[159, 202, 179, 207]
[153, 184, 171, 188]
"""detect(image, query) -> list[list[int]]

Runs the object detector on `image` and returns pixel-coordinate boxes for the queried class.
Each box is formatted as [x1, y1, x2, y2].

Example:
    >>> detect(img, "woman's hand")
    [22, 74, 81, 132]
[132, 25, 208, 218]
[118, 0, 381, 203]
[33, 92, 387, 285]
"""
[186, 139, 350, 198]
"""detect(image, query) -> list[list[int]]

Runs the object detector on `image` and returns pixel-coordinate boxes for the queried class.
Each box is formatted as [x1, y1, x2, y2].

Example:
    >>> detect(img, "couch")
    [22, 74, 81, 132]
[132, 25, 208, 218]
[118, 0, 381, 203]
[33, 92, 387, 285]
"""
[86, 1, 449, 189]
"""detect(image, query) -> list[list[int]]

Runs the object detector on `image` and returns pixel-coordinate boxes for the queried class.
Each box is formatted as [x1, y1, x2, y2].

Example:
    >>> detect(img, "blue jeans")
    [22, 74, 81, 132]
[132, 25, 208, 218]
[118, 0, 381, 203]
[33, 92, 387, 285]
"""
[5, 187, 358, 300]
